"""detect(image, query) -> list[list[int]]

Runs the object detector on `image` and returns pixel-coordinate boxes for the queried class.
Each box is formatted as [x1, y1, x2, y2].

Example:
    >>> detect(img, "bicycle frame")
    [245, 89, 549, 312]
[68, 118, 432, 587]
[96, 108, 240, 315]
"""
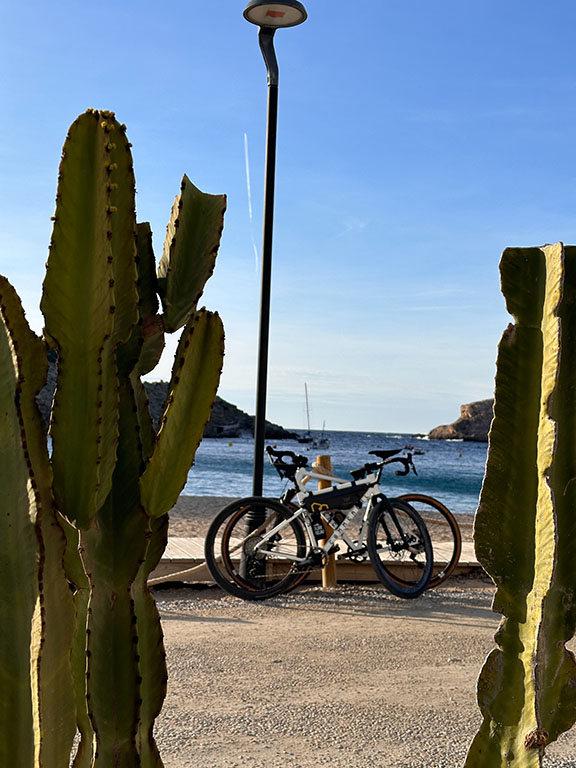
[250, 472, 384, 561]
[294, 465, 348, 489]
[255, 449, 426, 566]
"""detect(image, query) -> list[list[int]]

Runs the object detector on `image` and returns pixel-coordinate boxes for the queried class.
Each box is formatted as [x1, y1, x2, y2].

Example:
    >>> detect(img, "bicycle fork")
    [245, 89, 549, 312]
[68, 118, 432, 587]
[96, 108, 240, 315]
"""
[373, 500, 426, 561]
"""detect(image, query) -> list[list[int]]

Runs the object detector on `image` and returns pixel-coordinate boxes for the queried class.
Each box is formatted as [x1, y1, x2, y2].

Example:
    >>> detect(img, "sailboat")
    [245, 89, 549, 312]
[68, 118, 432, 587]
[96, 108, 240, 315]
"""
[296, 384, 330, 449]
[296, 383, 313, 444]
[316, 420, 330, 449]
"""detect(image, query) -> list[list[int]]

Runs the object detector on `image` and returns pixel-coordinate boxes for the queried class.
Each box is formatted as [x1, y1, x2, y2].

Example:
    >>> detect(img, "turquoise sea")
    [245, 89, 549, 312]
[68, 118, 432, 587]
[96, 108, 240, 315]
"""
[183, 430, 488, 517]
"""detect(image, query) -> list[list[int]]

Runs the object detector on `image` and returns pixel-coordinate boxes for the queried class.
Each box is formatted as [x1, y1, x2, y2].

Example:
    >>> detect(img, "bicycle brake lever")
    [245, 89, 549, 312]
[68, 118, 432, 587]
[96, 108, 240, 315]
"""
[394, 457, 411, 476]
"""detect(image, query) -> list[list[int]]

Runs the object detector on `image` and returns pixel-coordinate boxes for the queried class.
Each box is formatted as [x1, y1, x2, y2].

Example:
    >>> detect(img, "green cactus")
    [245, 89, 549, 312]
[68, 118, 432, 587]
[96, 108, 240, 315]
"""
[0, 109, 226, 766]
[157, 175, 224, 333]
[465, 243, 576, 767]
[0, 277, 76, 768]
[133, 515, 170, 767]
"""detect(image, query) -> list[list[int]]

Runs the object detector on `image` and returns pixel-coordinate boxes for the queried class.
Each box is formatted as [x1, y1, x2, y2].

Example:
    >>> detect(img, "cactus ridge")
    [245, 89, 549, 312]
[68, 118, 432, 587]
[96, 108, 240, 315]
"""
[467, 243, 576, 767]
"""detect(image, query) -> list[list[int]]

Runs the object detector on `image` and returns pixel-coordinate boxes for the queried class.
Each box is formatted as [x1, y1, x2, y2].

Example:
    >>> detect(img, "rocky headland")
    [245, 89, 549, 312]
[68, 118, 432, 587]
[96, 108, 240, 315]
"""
[428, 399, 493, 442]
[144, 382, 298, 439]
[36, 352, 298, 440]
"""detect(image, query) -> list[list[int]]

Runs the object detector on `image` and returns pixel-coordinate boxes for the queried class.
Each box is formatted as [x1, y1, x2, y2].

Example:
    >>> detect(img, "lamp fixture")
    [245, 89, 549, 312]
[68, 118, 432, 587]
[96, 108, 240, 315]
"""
[243, 1, 307, 29]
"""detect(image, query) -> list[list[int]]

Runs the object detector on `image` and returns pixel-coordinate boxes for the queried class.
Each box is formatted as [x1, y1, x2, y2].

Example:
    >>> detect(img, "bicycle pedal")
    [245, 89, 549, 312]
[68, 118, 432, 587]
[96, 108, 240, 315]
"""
[327, 544, 340, 555]
[298, 550, 325, 569]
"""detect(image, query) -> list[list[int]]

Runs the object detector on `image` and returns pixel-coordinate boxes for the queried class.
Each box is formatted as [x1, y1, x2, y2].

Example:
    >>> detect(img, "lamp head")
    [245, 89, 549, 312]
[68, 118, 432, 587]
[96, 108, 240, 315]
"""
[243, 1, 307, 29]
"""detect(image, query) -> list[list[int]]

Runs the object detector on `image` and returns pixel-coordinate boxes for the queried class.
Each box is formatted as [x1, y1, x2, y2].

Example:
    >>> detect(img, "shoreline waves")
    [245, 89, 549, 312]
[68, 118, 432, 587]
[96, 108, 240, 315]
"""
[182, 431, 487, 516]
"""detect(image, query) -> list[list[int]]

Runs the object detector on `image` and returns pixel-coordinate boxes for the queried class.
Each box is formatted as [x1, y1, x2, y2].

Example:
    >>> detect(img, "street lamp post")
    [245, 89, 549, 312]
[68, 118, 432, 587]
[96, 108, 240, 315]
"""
[244, 1, 307, 496]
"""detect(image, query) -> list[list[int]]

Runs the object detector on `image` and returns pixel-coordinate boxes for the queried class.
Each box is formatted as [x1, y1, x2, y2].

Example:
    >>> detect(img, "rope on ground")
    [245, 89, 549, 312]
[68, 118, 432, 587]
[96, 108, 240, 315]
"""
[149, 513, 276, 586]
[148, 561, 210, 586]
[148, 512, 472, 585]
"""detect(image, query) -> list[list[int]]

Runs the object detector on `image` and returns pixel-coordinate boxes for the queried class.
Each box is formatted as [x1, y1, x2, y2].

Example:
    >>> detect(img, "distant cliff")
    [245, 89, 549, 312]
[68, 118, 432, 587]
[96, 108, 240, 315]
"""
[143, 382, 298, 439]
[428, 399, 494, 442]
[35, 354, 297, 440]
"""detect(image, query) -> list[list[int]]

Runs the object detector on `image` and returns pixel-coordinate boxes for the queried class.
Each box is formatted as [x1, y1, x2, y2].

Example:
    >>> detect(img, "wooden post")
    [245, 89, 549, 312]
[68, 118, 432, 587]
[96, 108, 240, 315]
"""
[316, 454, 337, 588]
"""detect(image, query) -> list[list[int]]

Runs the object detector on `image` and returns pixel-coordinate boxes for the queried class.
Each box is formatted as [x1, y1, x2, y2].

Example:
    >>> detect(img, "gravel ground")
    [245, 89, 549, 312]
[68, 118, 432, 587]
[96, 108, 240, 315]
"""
[153, 497, 576, 766]
[152, 580, 576, 768]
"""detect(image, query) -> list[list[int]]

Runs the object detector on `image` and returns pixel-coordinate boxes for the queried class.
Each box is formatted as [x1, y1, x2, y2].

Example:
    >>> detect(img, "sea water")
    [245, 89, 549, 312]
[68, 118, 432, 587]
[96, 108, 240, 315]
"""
[183, 431, 488, 517]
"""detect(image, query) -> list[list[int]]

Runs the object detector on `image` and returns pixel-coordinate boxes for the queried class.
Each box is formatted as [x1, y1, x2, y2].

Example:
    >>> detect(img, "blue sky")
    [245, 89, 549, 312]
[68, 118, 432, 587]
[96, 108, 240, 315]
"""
[1, 0, 576, 433]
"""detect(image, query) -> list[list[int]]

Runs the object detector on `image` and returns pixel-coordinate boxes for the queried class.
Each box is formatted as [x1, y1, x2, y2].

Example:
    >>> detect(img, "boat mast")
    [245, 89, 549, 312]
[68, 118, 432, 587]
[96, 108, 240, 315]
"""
[305, 382, 311, 434]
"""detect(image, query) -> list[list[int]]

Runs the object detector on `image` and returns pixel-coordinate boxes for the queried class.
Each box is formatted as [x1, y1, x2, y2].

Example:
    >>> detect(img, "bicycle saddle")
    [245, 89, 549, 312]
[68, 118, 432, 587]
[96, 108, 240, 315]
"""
[368, 449, 402, 461]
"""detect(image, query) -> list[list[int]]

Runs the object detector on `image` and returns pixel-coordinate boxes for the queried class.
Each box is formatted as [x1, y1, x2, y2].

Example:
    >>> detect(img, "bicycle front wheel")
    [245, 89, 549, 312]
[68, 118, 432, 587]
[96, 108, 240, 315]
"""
[367, 499, 433, 598]
[396, 493, 462, 588]
[204, 497, 311, 601]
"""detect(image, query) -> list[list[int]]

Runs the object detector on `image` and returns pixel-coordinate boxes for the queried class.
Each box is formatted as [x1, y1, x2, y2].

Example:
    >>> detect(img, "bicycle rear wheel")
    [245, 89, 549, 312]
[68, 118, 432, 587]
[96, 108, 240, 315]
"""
[204, 497, 311, 601]
[367, 499, 433, 598]
[396, 493, 462, 588]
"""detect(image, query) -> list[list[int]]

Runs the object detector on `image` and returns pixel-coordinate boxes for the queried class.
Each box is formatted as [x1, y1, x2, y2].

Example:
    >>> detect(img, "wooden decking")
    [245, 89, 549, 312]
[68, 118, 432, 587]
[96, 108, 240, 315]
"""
[149, 538, 481, 585]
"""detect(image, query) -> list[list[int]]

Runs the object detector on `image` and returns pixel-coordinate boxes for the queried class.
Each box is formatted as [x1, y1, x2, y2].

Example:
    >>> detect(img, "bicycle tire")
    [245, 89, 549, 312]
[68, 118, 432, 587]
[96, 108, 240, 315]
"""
[204, 497, 311, 601]
[396, 493, 462, 588]
[367, 499, 433, 598]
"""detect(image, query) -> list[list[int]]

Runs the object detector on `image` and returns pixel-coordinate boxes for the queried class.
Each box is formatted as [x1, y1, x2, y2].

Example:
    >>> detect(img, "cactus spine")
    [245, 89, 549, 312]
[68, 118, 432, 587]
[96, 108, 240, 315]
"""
[465, 243, 576, 767]
[0, 110, 226, 766]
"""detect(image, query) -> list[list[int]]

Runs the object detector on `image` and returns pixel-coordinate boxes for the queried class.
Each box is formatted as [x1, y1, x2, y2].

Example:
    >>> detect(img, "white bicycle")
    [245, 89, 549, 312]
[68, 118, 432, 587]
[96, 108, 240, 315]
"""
[204, 448, 433, 601]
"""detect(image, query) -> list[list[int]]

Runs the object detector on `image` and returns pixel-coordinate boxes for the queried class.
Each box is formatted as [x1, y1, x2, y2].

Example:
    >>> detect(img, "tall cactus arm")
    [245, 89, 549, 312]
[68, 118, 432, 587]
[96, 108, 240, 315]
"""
[132, 375, 157, 463]
[140, 309, 224, 517]
[0, 276, 75, 767]
[60, 518, 94, 768]
[41, 109, 138, 529]
[135, 222, 165, 379]
[80, 372, 149, 767]
[121, 222, 163, 460]
[157, 177, 226, 333]
[465, 243, 576, 768]
[539, 243, 576, 740]
[34, 512, 77, 768]
[0, 283, 41, 767]
[136, 222, 159, 321]
[133, 515, 169, 768]
[474, 248, 545, 623]
[80, 502, 148, 768]
[107, 119, 139, 346]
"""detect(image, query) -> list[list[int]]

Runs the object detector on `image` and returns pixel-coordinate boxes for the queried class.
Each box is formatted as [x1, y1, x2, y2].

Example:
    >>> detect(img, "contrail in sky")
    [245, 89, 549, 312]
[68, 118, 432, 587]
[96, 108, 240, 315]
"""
[244, 132, 259, 273]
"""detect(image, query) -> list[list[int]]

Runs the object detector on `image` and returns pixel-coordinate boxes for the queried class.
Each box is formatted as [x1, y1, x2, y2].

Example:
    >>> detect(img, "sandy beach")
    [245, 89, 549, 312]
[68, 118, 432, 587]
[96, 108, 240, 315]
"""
[167, 495, 239, 538]
[149, 497, 576, 767]
[167, 494, 476, 542]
